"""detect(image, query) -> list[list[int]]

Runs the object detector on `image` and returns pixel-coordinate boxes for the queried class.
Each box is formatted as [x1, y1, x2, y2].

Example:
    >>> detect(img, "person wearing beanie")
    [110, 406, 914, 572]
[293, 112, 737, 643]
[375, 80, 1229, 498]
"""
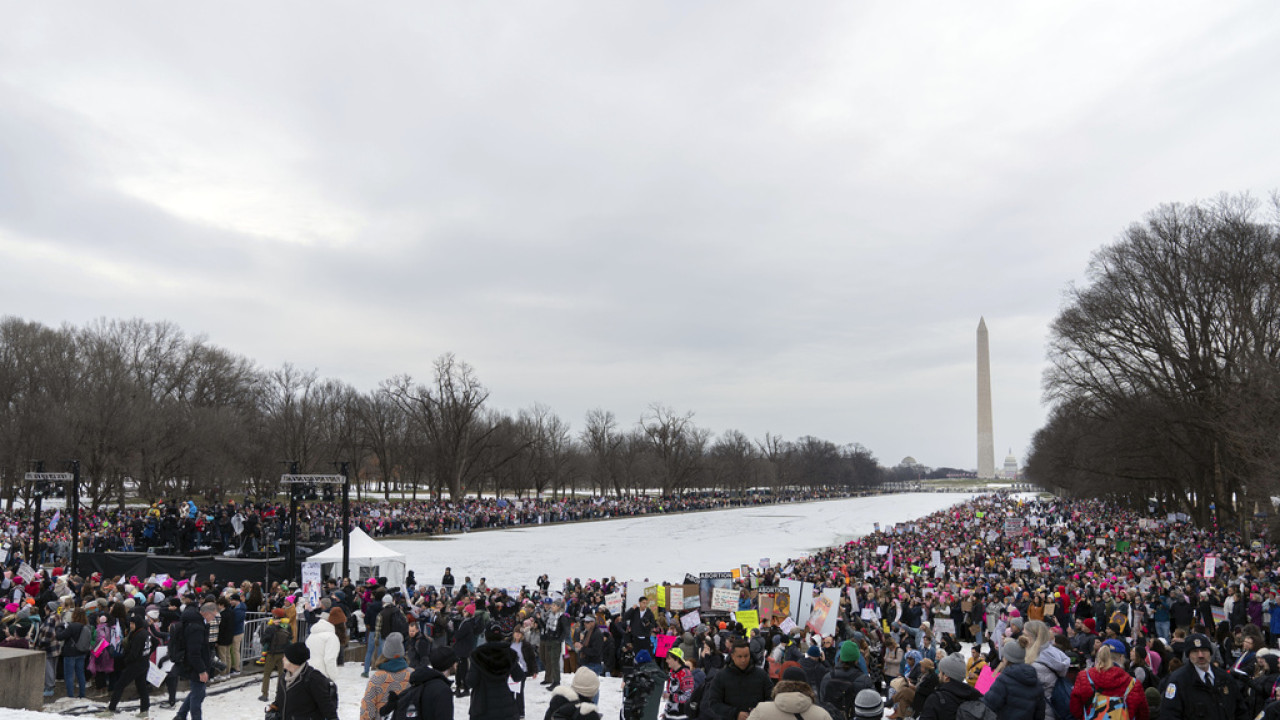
[305, 605, 342, 681]
[852, 689, 884, 719]
[467, 627, 526, 720]
[818, 640, 874, 717]
[259, 609, 293, 701]
[799, 643, 829, 693]
[452, 603, 479, 697]
[546, 667, 603, 720]
[918, 653, 983, 720]
[982, 638, 1045, 720]
[106, 614, 151, 716]
[361, 632, 412, 720]
[269, 642, 339, 720]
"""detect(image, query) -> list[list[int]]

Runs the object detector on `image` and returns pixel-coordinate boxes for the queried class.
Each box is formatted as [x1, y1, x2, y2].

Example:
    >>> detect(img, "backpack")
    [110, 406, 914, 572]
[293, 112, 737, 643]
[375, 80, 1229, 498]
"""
[1084, 672, 1134, 720]
[75, 624, 93, 653]
[822, 677, 859, 720]
[168, 620, 186, 667]
[1049, 673, 1073, 720]
[956, 699, 998, 720]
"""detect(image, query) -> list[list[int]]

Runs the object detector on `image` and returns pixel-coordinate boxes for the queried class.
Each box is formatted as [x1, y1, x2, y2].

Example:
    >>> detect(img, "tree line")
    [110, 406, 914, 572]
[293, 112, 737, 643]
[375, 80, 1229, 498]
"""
[0, 317, 885, 511]
[1027, 193, 1280, 533]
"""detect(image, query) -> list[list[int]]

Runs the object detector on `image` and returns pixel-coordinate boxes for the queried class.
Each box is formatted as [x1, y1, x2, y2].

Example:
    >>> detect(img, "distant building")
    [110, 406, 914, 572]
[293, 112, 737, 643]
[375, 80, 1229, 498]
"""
[999, 450, 1019, 480]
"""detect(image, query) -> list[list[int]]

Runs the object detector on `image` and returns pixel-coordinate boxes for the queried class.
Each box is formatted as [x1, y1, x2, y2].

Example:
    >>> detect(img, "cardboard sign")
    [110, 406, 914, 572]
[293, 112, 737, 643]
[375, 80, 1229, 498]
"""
[807, 594, 833, 635]
[605, 593, 624, 617]
[711, 587, 738, 612]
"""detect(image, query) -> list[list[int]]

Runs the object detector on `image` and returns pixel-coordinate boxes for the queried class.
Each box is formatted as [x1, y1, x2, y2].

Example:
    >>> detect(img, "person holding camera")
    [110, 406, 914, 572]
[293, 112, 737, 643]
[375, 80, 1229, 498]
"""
[266, 642, 340, 720]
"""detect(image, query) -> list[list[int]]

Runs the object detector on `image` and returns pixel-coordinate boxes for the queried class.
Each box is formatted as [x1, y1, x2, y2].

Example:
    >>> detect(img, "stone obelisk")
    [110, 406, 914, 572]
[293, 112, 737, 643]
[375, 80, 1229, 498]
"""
[976, 317, 995, 478]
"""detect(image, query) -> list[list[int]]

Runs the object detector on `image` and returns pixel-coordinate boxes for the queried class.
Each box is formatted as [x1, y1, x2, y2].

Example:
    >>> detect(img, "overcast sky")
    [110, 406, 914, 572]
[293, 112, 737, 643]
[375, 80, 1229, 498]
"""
[2, 2, 1277, 471]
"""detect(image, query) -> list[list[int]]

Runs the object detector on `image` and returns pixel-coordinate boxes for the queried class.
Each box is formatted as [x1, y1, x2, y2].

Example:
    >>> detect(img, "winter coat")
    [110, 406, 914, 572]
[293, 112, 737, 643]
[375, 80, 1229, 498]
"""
[305, 618, 341, 680]
[545, 685, 602, 720]
[707, 660, 773, 720]
[271, 661, 339, 720]
[467, 641, 526, 720]
[982, 663, 1046, 720]
[383, 665, 454, 720]
[87, 622, 115, 674]
[1069, 665, 1148, 720]
[1032, 645, 1070, 720]
[407, 631, 434, 669]
[744, 685, 832, 720]
[799, 657, 828, 692]
[913, 671, 940, 714]
[454, 618, 478, 659]
[178, 605, 214, 676]
[919, 678, 985, 720]
[361, 656, 412, 720]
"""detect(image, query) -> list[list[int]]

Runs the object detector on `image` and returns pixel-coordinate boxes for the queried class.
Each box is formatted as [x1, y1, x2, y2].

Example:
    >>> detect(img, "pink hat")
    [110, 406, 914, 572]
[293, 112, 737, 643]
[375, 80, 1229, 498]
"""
[3, 603, 17, 613]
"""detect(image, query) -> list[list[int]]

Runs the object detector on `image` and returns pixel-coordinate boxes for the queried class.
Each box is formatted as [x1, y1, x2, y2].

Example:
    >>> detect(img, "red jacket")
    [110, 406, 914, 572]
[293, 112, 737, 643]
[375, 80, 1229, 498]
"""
[1069, 665, 1148, 720]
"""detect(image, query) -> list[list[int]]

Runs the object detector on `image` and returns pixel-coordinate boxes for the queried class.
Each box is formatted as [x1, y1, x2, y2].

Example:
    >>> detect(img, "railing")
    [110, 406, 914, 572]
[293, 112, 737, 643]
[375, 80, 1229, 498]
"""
[239, 611, 311, 670]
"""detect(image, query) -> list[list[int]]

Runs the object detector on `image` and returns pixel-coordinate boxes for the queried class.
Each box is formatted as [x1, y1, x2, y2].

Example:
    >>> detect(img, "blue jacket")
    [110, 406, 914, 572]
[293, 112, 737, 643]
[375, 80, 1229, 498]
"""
[232, 603, 246, 635]
[982, 663, 1045, 720]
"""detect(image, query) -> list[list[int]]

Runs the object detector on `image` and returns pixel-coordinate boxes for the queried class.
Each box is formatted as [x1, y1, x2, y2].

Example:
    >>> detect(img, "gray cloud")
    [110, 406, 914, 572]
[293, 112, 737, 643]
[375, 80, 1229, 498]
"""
[1, 1, 1277, 469]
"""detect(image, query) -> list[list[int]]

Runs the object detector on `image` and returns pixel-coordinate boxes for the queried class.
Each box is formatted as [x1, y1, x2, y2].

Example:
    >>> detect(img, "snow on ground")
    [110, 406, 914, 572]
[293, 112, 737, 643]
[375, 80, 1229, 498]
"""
[0, 492, 984, 720]
[383, 492, 978, 589]
[1, 664, 623, 720]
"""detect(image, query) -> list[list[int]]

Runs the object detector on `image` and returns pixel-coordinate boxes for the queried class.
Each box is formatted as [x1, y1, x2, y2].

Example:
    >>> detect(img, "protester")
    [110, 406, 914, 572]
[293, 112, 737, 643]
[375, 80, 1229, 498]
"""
[1069, 644, 1148, 720]
[361, 632, 412, 720]
[267, 642, 340, 720]
[746, 666, 832, 720]
[981, 638, 1045, 720]
[708, 639, 773, 720]
[918, 653, 982, 720]
[468, 626, 526, 720]
[547, 667, 603, 720]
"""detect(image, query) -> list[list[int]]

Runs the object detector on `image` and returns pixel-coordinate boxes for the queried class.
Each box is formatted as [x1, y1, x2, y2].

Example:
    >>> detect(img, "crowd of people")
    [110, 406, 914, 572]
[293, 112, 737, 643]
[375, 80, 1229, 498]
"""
[0, 490, 1275, 720]
[5, 487, 899, 564]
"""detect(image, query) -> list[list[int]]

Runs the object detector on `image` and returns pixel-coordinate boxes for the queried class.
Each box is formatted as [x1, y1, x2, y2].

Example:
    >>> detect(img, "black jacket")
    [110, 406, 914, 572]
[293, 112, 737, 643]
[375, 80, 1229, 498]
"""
[56, 621, 88, 658]
[706, 661, 772, 720]
[179, 606, 214, 676]
[407, 631, 434, 669]
[454, 618, 478, 659]
[578, 627, 604, 665]
[120, 627, 151, 669]
[1157, 664, 1250, 720]
[272, 662, 339, 720]
[467, 642, 526, 720]
[385, 666, 454, 720]
[919, 678, 984, 720]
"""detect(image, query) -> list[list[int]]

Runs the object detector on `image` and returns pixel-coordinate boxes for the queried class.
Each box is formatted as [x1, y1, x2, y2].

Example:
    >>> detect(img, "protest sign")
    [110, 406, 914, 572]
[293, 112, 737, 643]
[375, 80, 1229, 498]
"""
[737, 610, 760, 633]
[807, 594, 833, 635]
[669, 586, 683, 610]
[976, 666, 999, 694]
[711, 587, 738, 612]
[654, 634, 677, 658]
[681, 610, 701, 632]
[605, 593, 624, 617]
[934, 619, 955, 636]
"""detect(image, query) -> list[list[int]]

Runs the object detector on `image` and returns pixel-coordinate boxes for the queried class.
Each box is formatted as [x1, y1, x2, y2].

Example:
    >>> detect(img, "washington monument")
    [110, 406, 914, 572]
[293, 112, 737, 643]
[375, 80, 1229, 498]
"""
[976, 317, 995, 478]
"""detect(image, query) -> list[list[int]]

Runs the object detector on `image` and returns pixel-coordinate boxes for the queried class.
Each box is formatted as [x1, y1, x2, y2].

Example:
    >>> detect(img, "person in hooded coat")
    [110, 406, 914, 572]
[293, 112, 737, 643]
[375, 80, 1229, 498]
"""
[1024, 620, 1071, 720]
[546, 667, 603, 720]
[305, 612, 341, 680]
[800, 646, 829, 693]
[468, 627, 526, 720]
[1069, 644, 1147, 720]
[744, 674, 833, 720]
[919, 654, 984, 720]
[384, 647, 458, 720]
[982, 638, 1046, 720]
[269, 643, 340, 720]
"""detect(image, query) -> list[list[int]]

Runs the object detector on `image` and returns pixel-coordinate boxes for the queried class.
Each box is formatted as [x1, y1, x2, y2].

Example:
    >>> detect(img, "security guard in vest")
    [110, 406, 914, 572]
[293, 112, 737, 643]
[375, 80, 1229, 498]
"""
[1158, 633, 1249, 720]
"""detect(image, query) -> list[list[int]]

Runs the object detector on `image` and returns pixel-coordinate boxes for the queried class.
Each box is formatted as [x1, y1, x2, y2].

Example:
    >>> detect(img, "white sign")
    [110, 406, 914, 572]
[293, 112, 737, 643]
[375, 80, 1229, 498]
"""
[931, 550, 942, 567]
[934, 618, 955, 636]
[681, 610, 701, 631]
[1011, 558, 1029, 570]
[16, 563, 36, 583]
[301, 562, 322, 608]
[759, 558, 770, 569]
[669, 587, 684, 610]
[1048, 547, 1060, 557]
[711, 587, 738, 612]
[876, 545, 889, 556]
[146, 662, 167, 687]
[605, 593, 624, 616]
[779, 617, 797, 634]
[1204, 555, 1217, 578]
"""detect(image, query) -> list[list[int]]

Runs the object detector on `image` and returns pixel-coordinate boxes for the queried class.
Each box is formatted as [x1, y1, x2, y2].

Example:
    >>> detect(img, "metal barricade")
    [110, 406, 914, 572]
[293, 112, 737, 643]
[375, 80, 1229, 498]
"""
[241, 614, 271, 668]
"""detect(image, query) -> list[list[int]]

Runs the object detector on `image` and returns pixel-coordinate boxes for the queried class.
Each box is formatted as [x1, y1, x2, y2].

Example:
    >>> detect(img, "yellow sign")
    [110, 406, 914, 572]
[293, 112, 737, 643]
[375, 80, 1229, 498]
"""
[736, 610, 759, 633]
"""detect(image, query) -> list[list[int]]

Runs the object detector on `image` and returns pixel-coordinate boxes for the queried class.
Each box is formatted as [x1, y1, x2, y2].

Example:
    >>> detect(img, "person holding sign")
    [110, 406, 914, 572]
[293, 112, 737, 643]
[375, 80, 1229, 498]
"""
[106, 613, 151, 716]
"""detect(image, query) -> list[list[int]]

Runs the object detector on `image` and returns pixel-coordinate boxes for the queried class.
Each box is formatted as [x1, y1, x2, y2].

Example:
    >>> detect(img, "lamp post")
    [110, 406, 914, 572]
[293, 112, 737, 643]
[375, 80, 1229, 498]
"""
[336, 461, 351, 582]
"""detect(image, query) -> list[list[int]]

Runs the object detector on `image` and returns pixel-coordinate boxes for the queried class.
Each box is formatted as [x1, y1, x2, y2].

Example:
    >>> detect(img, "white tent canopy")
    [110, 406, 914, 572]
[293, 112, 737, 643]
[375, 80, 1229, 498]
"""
[308, 527, 407, 589]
